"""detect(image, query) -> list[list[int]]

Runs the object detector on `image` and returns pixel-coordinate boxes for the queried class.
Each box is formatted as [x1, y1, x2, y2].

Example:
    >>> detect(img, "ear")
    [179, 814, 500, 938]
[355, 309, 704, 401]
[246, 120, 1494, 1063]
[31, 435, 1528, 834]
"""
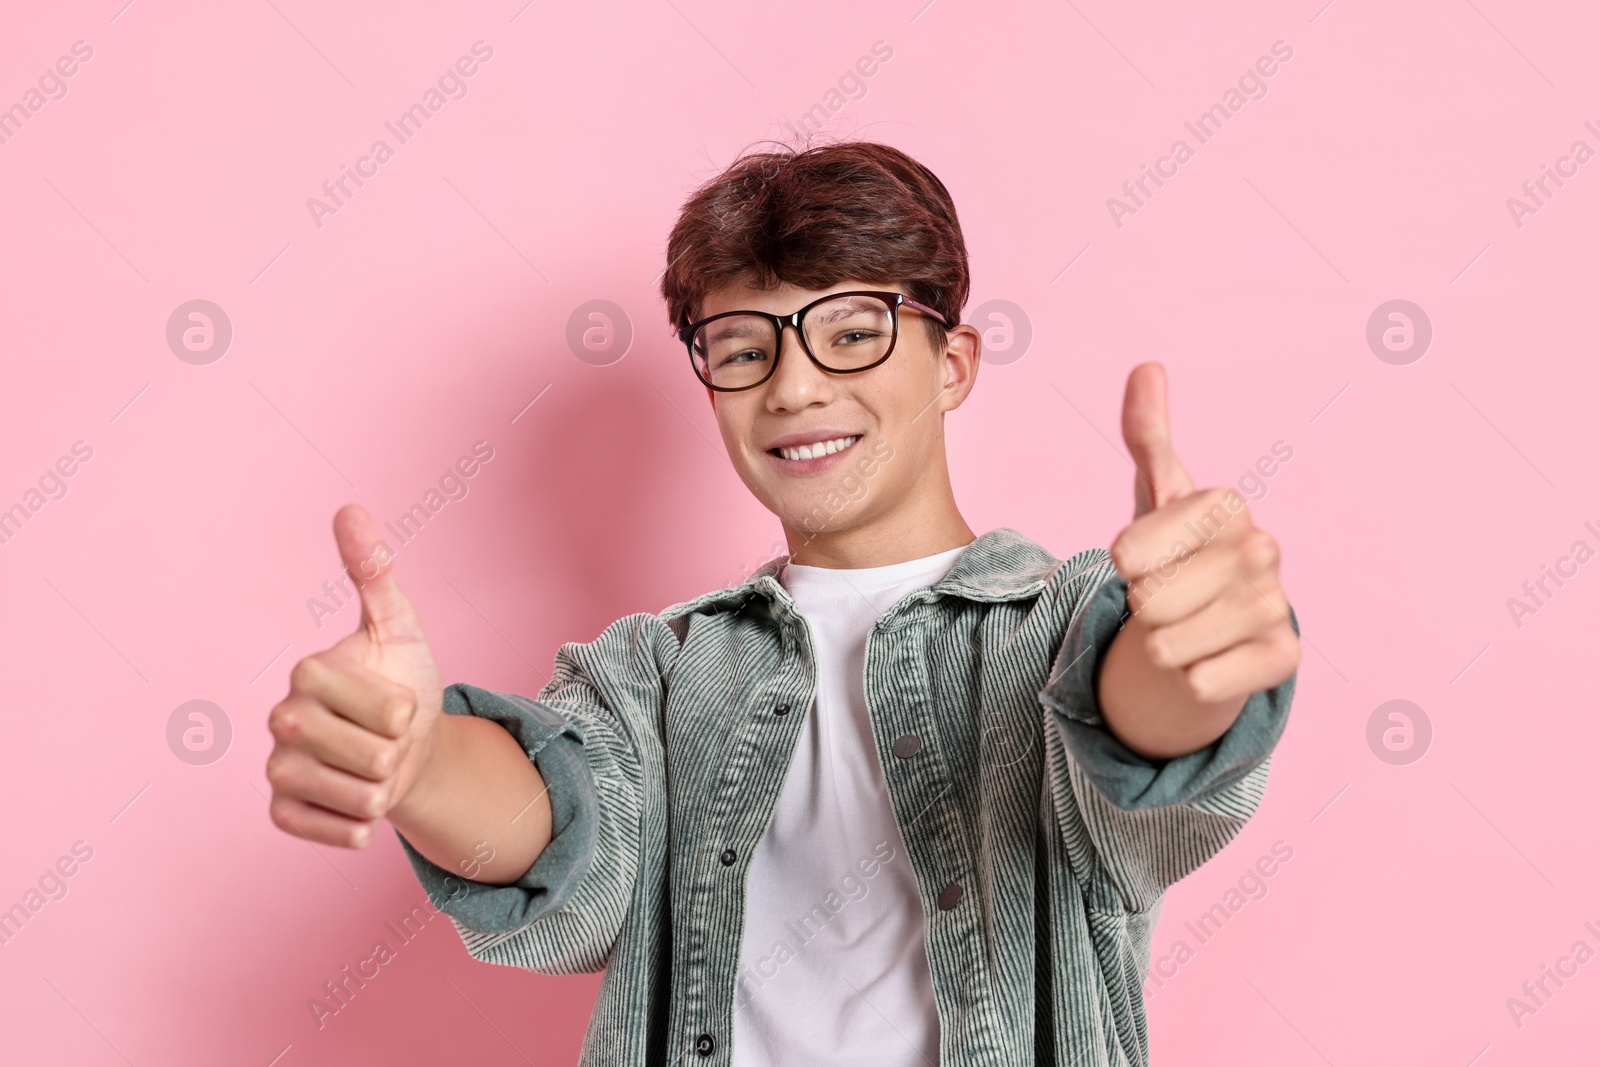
[937, 323, 982, 413]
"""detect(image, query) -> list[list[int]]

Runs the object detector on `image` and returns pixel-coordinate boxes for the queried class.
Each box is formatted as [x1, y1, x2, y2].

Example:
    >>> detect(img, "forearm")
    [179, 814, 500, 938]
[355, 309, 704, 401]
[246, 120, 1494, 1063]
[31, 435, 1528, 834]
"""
[389, 712, 553, 885]
[1096, 612, 1249, 761]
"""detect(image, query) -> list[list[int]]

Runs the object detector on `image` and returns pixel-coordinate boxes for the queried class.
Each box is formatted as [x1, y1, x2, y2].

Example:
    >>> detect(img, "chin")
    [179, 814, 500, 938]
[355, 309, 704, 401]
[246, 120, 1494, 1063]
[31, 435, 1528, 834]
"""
[780, 493, 873, 539]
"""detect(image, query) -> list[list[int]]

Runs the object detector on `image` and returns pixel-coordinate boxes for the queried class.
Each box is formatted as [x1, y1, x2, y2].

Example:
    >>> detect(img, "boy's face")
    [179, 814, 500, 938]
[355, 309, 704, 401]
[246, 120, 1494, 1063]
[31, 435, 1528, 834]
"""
[698, 277, 981, 547]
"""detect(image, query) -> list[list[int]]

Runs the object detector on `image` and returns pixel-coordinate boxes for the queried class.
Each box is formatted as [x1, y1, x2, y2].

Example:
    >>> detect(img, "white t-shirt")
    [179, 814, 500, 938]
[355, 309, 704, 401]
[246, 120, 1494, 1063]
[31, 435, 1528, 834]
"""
[731, 543, 969, 1066]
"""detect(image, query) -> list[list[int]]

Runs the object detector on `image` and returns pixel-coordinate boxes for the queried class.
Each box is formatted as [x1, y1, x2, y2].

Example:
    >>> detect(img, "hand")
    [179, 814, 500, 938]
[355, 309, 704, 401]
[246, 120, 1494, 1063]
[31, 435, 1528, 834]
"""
[265, 504, 446, 848]
[1108, 362, 1299, 707]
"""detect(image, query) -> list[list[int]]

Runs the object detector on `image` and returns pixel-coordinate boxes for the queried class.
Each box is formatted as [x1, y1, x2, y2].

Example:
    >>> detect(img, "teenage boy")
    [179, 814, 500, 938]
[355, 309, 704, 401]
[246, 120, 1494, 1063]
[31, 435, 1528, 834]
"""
[265, 141, 1301, 1066]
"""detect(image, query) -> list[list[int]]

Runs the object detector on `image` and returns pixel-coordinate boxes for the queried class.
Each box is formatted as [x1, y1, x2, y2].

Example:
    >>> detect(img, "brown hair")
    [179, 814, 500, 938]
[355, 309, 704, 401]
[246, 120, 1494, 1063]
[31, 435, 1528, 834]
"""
[659, 139, 969, 351]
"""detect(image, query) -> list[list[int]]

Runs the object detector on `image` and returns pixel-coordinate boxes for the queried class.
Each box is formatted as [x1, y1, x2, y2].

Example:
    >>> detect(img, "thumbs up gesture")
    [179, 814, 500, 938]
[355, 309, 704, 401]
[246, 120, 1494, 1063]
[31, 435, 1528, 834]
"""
[265, 505, 446, 848]
[1103, 363, 1299, 739]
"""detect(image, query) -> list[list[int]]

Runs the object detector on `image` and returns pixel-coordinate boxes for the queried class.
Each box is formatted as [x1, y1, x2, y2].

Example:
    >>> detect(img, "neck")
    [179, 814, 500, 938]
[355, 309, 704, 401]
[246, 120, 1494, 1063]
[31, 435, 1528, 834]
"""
[782, 467, 975, 569]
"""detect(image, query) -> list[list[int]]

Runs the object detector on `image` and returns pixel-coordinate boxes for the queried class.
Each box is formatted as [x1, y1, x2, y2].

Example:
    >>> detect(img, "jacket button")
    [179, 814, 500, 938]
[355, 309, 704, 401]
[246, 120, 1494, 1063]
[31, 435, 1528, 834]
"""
[719, 848, 737, 867]
[891, 734, 922, 759]
[695, 1033, 716, 1056]
[937, 882, 964, 910]
[773, 703, 790, 716]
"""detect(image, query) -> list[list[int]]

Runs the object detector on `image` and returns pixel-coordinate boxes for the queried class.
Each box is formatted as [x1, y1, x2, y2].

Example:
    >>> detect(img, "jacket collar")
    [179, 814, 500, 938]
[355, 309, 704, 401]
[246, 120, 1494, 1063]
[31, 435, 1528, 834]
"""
[662, 527, 1064, 620]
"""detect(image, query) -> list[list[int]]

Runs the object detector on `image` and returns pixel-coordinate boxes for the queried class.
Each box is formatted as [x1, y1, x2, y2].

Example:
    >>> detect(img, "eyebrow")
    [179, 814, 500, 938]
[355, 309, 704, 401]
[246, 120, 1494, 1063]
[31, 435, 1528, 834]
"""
[703, 318, 771, 345]
[809, 301, 877, 326]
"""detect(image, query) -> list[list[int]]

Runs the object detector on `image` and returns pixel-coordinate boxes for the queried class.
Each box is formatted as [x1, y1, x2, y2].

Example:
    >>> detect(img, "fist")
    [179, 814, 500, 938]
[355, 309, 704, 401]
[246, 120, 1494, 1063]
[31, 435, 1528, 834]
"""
[265, 504, 446, 848]
[1108, 363, 1300, 705]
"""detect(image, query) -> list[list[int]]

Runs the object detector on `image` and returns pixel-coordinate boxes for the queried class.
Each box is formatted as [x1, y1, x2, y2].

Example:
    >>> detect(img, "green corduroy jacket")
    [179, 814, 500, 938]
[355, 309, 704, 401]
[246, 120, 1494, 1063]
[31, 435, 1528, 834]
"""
[396, 526, 1300, 1066]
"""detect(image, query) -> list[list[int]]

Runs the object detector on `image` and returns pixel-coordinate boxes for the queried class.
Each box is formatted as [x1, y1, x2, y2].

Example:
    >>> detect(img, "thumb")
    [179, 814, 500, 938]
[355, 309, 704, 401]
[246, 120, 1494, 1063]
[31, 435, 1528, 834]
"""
[1121, 362, 1195, 518]
[332, 503, 425, 643]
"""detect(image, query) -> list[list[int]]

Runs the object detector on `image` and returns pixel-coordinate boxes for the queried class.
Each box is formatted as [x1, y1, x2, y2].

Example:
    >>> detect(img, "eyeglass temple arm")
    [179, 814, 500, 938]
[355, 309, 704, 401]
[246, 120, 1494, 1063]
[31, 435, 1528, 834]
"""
[899, 295, 951, 327]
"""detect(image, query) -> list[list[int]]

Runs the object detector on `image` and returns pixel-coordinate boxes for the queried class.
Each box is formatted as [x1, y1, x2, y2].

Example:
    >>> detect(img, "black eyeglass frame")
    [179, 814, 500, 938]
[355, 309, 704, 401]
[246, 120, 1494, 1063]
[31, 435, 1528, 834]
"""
[678, 289, 952, 393]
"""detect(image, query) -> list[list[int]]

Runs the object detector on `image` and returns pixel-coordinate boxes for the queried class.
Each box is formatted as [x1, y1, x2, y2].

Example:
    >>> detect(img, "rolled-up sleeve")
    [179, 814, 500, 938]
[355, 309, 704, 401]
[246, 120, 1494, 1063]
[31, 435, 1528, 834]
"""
[393, 612, 677, 975]
[1038, 549, 1299, 912]
[395, 684, 600, 933]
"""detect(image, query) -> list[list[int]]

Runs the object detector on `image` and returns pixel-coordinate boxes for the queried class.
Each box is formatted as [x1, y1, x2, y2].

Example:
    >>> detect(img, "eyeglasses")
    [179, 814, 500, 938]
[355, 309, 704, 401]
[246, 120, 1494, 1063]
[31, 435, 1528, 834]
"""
[679, 289, 951, 392]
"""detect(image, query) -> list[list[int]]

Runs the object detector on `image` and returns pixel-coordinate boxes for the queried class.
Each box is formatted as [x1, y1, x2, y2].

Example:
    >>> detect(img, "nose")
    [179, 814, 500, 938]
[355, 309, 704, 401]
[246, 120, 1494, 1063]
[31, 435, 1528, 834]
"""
[763, 321, 833, 413]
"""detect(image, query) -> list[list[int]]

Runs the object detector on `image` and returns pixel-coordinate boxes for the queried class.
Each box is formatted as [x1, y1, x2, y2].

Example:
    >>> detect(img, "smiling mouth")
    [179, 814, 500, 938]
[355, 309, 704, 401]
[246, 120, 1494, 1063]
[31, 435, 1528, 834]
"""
[767, 434, 862, 462]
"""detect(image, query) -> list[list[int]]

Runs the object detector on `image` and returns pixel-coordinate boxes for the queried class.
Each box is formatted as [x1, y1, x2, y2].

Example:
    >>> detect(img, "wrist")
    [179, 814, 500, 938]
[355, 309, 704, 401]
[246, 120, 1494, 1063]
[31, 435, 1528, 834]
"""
[388, 710, 454, 831]
[1099, 619, 1249, 760]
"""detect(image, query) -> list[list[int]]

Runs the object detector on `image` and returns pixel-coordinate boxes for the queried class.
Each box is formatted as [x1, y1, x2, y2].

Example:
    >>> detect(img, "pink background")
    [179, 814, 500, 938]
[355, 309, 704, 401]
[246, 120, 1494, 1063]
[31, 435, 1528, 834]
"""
[2, 0, 1596, 1063]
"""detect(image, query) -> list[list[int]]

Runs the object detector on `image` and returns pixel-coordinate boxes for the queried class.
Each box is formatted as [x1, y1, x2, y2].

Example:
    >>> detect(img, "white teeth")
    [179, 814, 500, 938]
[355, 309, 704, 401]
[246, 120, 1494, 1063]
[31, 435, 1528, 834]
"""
[778, 435, 860, 462]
